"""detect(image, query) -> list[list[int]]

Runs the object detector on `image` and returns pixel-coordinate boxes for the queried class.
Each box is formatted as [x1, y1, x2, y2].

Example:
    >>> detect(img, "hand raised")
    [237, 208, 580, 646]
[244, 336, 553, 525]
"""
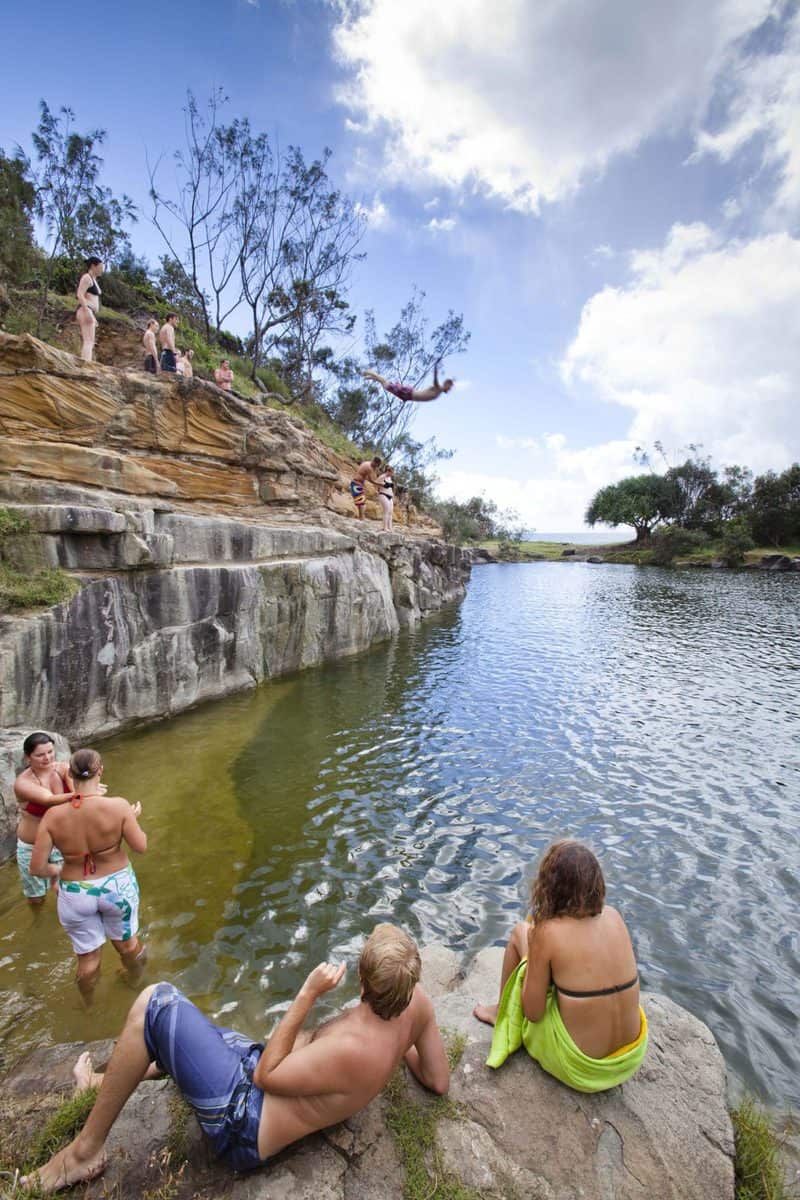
[97, 783, 108, 796]
[131, 801, 142, 818]
[302, 962, 346, 999]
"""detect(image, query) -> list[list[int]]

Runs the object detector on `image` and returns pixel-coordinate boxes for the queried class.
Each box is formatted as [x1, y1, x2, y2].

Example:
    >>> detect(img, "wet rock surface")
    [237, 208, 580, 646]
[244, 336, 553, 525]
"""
[0, 947, 735, 1199]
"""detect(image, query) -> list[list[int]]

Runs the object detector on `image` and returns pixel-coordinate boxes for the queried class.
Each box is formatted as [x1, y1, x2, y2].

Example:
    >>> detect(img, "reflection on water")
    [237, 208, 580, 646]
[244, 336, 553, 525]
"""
[0, 564, 798, 1104]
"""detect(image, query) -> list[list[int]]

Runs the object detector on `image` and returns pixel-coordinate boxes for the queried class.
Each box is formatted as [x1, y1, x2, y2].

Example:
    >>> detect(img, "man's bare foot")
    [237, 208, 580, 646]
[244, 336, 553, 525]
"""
[473, 1002, 499, 1026]
[72, 1051, 103, 1093]
[20, 1142, 107, 1194]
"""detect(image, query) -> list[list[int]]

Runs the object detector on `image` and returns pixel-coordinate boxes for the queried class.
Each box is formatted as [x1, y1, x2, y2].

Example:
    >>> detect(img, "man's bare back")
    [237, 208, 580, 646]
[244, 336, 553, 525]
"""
[256, 975, 445, 1158]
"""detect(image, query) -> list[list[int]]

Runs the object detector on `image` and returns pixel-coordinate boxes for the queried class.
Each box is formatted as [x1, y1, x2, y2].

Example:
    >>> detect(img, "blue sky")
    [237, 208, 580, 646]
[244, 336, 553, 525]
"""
[3, 0, 798, 529]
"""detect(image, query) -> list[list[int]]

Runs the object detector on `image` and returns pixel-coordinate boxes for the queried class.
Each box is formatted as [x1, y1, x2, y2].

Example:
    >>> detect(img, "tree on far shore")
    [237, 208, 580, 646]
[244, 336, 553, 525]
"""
[585, 474, 673, 542]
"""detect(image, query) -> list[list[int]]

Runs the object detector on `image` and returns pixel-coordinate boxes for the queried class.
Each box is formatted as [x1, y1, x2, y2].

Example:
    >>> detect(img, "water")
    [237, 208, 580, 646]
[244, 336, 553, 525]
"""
[1, 564, 798, 1105]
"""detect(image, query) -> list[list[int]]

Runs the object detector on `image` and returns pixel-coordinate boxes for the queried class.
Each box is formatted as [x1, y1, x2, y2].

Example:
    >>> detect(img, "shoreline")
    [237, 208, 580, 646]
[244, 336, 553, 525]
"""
[472, 538, 800, 572]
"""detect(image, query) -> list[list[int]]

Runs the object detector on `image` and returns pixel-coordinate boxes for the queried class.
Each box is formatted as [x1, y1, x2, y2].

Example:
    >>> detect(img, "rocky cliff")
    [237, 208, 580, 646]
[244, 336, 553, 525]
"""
[0, 334, 471, 854]
[0, 946, 735, 1200]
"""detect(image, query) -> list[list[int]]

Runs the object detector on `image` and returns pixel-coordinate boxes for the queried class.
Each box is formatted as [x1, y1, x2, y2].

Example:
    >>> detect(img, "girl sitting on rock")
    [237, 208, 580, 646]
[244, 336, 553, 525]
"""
[474, 840, 647, 1091]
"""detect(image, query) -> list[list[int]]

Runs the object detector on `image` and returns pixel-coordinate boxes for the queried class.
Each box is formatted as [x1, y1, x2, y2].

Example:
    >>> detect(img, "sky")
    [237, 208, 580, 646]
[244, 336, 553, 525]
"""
[2, 0, 798, 530]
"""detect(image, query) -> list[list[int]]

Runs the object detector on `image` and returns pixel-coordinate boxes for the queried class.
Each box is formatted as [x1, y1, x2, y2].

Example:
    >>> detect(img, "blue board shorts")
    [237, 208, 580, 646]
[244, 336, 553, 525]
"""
[144, 982, 267, 1172]
[160, 349, 177, 373]
[16, 839, 64, 900]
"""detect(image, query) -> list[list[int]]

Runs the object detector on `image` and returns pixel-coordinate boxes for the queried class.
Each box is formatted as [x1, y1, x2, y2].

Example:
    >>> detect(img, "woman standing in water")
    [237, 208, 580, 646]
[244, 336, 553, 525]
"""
[14, 732, 76, 905]
[75, 256, 104, 362]
[30, 748, 148, 1003]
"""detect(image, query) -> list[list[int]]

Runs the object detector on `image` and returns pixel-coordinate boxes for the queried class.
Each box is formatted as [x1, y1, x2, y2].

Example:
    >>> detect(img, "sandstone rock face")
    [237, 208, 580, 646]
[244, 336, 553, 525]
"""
[0, 946, 735, 1200]
[0, 332, 438, 530]
[0, 334, 471, 857]
[0, 728, 71, 859]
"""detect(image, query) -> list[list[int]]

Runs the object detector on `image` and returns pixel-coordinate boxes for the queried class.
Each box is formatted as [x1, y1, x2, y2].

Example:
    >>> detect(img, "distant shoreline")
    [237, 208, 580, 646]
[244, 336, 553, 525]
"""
[472, 539, 800, 572]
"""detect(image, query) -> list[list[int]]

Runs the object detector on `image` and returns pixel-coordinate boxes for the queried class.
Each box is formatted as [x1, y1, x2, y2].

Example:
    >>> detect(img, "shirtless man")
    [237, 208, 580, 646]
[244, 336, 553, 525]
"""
[350, 456, 382, 518]
[214, 359, 234, 391]
[21, 924, 448, 1193]
[142, 320, 160, 374]
[362, 361, 454, 403]
[158, 314, 179, 373]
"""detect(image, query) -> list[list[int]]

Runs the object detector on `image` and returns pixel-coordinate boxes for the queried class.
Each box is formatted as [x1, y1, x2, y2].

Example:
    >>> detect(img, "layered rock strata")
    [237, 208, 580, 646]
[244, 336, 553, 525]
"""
[0, 946, 735, 1200]
[0, 333, 471, 856]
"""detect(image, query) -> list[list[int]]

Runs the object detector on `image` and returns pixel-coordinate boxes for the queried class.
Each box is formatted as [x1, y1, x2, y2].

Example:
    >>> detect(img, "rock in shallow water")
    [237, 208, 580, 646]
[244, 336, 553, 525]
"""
[0, 946, 734, 1199]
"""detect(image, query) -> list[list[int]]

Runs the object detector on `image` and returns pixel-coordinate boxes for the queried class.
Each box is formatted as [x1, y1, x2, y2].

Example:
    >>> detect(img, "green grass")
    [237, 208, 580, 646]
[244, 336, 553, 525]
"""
[0, 564, 78, 611]
[24, 1087, 98, 1172]
[164, 1091, 193, 1166]
[731, 1097, 787, 1200]
[0, 508, 78, 612]
[478, 537, 800, 568]
[382, 1031, 484, 1200]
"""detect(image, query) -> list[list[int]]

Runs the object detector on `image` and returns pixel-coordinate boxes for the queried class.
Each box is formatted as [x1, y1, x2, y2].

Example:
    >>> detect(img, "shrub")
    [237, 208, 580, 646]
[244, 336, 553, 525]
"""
[649, 526, 709, 566]
[720, 517, 755, 567]
[731, 1096, 786, 1200]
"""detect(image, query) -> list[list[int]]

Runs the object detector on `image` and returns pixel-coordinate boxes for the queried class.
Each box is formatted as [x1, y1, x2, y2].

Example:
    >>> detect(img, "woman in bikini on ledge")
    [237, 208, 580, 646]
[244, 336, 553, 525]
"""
[30, 748, 148, 1004]
[362, 361, 454, 403]
[75, 256, 104, 362]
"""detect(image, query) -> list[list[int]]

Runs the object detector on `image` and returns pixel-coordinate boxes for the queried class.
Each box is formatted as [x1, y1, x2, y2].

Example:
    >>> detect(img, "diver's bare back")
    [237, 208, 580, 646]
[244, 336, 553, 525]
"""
[257, 985, 433, 1157]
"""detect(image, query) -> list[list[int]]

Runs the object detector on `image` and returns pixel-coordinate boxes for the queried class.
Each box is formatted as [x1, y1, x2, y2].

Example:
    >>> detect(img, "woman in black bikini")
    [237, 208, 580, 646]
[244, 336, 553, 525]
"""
[76, 256, 104, 362]
[377, 465, 394, 532]
[474, 841, 644, 1066]
[30, 748, 147, 1003]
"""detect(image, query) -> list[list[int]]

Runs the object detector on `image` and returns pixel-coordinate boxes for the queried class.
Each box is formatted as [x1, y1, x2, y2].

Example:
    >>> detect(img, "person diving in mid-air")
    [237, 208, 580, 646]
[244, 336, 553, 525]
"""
[362, 362, 454, 403]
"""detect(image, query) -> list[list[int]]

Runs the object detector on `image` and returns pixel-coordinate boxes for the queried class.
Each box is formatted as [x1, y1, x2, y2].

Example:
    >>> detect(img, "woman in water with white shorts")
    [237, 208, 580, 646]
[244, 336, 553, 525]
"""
[30, 748, 148, 1002]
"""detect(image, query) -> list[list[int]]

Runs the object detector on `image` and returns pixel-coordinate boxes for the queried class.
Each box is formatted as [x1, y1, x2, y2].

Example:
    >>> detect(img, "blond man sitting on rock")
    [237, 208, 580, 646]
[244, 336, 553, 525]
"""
[22, 924, 449, 1193]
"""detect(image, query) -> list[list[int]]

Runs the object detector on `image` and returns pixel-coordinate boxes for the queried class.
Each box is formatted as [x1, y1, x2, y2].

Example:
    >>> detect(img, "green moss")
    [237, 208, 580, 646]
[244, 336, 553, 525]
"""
[443, 1030, 468, 1071]
[732, 1097, 787, 1200]
[24, 1087, 98, 1171]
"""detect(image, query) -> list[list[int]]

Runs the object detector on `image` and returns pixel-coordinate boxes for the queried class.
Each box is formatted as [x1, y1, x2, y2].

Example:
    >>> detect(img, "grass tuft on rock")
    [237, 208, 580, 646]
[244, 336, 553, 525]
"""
[0, 507, 78, 612]
[383, 1031, 483, 1200]
[24, 1086, 98, 1171]
[732, 1096, 787, 1200]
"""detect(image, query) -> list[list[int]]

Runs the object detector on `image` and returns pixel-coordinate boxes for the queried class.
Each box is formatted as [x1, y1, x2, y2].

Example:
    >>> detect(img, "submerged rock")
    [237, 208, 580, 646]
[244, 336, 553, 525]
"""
[0, 946, 734, 1199]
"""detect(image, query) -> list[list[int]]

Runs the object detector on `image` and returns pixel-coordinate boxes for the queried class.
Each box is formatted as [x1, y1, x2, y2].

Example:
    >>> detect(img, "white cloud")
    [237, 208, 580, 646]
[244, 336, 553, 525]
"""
[355, 193, 391, 229]
[693, 6, 800, 225]
[424, 197, 441, 210]
[427, 216, 456, 233]
[438, 437, 637, 531]
[495, 434, 539, 450]
[332, 0, 773, 210]
[562, 223, 800, 471]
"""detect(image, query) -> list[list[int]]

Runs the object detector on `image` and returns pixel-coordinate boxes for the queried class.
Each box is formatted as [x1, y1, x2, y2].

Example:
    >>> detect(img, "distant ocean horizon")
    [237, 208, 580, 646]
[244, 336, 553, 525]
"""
[523, 530, 630, 545]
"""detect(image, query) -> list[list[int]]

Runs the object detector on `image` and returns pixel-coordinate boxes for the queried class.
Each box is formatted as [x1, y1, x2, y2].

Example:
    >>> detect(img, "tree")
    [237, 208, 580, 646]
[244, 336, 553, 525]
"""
[430, 494, 523, 544]
[748, 464, 800, 546]
[585, 474, 674, 542]
[237, 143, 364, 384]
[30, 101, 135, 329]
[149, 90, 240, 341]
[327, 290, 470, 450]
[0, 149, 36, 282]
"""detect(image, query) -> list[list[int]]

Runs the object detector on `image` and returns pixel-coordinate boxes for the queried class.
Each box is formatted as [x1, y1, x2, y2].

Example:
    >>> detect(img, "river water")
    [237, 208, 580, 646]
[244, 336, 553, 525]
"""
[0, 563, 798, 1105]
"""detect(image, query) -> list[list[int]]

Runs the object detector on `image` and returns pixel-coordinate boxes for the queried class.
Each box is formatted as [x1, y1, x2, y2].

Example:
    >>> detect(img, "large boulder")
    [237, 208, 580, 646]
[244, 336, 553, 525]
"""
[0, 946, 734, 1199]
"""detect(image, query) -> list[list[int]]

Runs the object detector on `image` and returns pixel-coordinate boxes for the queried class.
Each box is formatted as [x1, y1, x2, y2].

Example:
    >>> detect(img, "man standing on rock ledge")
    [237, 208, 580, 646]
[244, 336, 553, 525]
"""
[20, 924, 449, 1193]
[158, 313, 179, 373]
[351, 456, 383, 518]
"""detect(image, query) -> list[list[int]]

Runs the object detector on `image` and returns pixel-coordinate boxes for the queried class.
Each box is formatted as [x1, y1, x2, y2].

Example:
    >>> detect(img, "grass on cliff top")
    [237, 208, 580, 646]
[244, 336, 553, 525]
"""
[732, 1097, 789, 1200]
[0, 1086, 98, 1197]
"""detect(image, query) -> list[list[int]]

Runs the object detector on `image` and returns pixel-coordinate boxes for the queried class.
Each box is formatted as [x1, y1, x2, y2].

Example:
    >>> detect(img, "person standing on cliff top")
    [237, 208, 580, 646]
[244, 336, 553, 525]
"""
[75, 257, 104, 362]
[351, 456, 382, 518]
[215, 358, 234, 391]
[158, 314, 179, 373]
[20, 924, 449, 1194]
[177, 348, 194, 379]
[362, 361, 454, 403]
[142, 320, 160, 374]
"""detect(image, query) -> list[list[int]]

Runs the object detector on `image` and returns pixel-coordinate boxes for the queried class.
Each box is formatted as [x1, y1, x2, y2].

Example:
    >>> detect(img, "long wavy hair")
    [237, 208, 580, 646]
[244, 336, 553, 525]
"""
[530, 840, 606, 924]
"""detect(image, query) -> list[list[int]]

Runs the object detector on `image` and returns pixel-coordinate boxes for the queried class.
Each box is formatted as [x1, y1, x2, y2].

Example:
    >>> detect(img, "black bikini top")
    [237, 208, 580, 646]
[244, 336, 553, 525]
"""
[86, 282, 101, 297]
[553, 974, 639, 999]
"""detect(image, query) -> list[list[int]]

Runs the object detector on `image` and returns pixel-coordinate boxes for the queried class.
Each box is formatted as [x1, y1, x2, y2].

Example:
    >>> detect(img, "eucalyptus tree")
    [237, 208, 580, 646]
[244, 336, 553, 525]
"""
[29, 101, 134, 330]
